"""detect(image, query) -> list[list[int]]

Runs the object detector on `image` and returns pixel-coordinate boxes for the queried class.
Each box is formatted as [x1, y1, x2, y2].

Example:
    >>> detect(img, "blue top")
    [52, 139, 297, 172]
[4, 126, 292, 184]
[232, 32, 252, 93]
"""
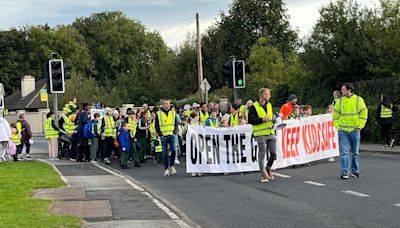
[118, 128, 131, 152]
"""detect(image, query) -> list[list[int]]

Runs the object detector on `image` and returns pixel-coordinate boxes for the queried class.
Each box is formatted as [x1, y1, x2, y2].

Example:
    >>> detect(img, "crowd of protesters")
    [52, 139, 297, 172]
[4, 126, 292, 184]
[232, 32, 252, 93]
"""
[0, 83, 398, 182]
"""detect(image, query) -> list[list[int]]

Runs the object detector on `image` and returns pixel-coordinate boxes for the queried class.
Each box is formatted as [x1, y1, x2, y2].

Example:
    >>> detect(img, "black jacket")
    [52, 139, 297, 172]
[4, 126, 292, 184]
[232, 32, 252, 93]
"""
[248, 102, 270, 125]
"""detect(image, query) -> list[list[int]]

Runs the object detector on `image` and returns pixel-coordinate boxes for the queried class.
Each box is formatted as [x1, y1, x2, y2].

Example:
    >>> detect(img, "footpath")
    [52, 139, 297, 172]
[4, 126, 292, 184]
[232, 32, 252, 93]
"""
[29, 147, 195, 228]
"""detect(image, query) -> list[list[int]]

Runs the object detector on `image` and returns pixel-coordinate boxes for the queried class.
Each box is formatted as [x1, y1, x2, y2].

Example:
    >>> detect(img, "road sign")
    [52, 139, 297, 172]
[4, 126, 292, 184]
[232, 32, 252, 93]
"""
[200, 79, 211, 93]
[40, 89, 48, 102]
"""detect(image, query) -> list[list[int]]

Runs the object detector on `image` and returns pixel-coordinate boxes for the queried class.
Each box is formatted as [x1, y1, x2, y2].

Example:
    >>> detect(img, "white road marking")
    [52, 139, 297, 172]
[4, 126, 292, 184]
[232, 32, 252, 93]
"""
[272, 172, 291, 178]
[33, 141, 47, 143]
[303, 181, 326, 186]
[342, 190, 370, 197]
[94, 163, 193, 228]
[394, 203, 400, 207]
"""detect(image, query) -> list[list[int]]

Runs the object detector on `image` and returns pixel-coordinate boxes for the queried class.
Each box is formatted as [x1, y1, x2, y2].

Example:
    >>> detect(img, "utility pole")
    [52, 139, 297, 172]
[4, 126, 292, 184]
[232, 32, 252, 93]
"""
[196, 13, 204, 102]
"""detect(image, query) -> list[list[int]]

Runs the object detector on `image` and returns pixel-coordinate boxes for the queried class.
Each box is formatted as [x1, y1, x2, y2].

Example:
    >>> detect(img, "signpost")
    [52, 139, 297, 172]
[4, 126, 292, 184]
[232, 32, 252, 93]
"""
[40, 89, 49, 110]
[0, 83, 4, 117]
[200, 79, 211, 104]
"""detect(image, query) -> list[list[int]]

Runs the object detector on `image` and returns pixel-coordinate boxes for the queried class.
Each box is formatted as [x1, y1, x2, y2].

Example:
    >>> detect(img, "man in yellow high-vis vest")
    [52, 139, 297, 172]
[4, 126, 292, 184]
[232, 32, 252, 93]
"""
[155, 99, 178, 176]
[248, 88, 277, 183]
[333, 83, 368, 179]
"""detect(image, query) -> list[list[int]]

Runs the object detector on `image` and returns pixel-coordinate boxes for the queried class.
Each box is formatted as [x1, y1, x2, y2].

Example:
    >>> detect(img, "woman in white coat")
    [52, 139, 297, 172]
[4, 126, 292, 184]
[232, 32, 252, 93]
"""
[0, 116, 11, 161]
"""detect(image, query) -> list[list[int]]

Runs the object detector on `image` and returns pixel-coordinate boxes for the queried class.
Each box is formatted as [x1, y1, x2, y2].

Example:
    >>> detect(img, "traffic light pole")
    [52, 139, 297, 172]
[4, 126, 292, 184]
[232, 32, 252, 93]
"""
[234, 88, 238, 104]
[52, 93, 59, 126]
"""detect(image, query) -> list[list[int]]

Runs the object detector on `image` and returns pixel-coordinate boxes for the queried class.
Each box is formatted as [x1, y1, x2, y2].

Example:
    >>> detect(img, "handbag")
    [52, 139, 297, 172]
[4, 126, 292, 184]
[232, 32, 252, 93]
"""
[7, 141, 16, 156]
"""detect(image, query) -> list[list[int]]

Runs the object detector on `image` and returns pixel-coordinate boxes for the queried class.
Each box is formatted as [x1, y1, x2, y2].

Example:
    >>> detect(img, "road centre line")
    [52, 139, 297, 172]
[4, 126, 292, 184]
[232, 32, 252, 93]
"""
[303, 181, 326, 186]
[394, 203, 400, 207]
[342, 190, 370, 197]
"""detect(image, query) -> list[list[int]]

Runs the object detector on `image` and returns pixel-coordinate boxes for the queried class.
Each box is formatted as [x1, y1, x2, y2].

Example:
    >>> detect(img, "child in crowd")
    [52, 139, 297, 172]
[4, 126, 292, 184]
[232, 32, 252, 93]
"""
[326, 104, 334, 114]
[205, 109, 219, 127]
[10, 123, 22, 162]
[303, 105, 313, 117]
[118, 122, 131, 169]
[89, 113, 101, 163]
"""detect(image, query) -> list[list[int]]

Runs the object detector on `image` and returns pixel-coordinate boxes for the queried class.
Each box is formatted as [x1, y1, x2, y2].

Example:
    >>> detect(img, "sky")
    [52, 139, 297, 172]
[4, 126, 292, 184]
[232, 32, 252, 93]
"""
[0, 0, 380, 48]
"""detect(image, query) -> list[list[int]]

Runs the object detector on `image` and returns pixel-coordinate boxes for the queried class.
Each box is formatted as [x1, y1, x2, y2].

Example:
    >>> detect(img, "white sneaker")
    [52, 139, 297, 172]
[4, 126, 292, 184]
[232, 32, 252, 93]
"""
[69, 158, 77, 162]
[18, 155, 23, 160]
[25, 154, 31, 160]
[90, 160, 98, 164]
[54, 158, 60, 161]
[164, 169, 171, 176]
[198, 173, 203, 177]
[174, 160, 180, 165]
[104, 158, 111, 164]
[191, 172, 197, 177]
[328, 157, 335, 163]
[170, 166, 177, 175]
[49, 157, 54, 161]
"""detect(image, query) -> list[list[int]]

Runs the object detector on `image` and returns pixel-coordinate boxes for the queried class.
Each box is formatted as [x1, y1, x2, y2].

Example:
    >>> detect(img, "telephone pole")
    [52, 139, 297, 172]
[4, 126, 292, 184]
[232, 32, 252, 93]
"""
[196, 13, 204, 102]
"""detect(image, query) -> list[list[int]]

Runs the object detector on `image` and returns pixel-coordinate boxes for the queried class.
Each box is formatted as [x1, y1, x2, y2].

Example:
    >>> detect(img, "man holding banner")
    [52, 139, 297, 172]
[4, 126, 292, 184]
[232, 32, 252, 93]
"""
[248, 88, 277, 183]
[333, 83, 368, 179]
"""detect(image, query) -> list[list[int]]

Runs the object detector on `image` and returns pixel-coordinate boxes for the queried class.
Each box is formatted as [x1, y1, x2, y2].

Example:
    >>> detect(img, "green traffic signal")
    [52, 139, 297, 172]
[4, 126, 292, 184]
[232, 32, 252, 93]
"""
[238, 79, 243, 86]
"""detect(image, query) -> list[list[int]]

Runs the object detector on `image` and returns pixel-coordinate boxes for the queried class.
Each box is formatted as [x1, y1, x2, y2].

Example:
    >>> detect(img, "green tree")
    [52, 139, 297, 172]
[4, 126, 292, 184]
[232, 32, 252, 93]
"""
[300, 0, 370, 106]
[202, 0, 298, 89]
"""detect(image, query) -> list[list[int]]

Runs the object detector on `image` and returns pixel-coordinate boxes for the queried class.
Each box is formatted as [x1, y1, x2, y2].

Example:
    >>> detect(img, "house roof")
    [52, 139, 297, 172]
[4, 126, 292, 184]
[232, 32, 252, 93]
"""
[4, 79, 48, 111]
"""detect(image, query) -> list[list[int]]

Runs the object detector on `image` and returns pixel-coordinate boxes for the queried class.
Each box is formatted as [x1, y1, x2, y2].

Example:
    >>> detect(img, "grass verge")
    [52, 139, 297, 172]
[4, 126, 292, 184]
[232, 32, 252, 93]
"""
[0, 161, 82, 228]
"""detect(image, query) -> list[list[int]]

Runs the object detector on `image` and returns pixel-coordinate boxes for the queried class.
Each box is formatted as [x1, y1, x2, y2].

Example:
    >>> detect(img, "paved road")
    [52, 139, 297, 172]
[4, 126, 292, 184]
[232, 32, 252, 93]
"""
[112, 153, 400, 228]
[31, 140, 400, 228]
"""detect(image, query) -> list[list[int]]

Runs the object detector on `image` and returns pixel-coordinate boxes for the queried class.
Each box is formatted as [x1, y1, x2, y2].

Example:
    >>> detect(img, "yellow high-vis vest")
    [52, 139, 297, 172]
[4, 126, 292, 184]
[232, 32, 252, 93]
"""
[229, 113, 240, 127]
[200, 111, 209, 124]
[380, 105, 393, 118]
[333, 94, 368, 132]
[62, 114, 76, 134]
[157, 110, 176, 136]
[45, 117, 58, 139]
[104, 115, 116, 137]
[11, 132, 21, 146]
[128, 117, 137, 139]
[251, 101, 275, 136]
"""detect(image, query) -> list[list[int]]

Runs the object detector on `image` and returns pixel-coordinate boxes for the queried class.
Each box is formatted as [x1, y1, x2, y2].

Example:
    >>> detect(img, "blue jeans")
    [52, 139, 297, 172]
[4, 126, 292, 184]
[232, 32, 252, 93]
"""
[339, 130, 360, 175]
[161, 135, 177, 170]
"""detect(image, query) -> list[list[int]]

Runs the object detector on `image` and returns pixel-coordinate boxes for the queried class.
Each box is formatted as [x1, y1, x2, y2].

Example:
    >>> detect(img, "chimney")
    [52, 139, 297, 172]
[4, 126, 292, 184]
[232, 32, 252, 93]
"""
[21, 75, 35, 98]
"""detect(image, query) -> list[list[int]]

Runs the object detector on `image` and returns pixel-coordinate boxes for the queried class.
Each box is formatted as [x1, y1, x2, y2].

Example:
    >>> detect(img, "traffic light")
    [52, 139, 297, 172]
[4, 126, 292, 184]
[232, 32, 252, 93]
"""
[233, 60, 245, 89]
[48, 59, 65, 93]
[223, 62, 233, 88]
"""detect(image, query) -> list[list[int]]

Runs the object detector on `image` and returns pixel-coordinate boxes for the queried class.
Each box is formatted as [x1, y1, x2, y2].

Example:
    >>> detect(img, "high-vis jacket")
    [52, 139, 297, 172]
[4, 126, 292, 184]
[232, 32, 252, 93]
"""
[63, 101, 77, 114]
[251, 101, 275, 136]
[333, 94, 368, 132]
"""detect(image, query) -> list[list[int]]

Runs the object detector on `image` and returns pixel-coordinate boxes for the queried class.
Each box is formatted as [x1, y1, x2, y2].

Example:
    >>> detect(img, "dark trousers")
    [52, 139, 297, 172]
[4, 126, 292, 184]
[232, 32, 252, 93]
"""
[14, 145, 23, 161]
[21, 141, 30, 154]
[102, 137, 115, 159]
[78, 138, 90, 161]
[161, 135, 176, 170]
[381, 123, 393, 145]
[70, 133, 79, 159]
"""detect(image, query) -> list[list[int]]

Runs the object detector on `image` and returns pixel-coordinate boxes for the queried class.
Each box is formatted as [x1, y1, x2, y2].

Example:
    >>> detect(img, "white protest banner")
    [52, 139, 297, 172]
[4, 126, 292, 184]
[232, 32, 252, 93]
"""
[186, 114, 339, 173]
[186, 125, 259, 173]
[273, 114, 339, 169]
